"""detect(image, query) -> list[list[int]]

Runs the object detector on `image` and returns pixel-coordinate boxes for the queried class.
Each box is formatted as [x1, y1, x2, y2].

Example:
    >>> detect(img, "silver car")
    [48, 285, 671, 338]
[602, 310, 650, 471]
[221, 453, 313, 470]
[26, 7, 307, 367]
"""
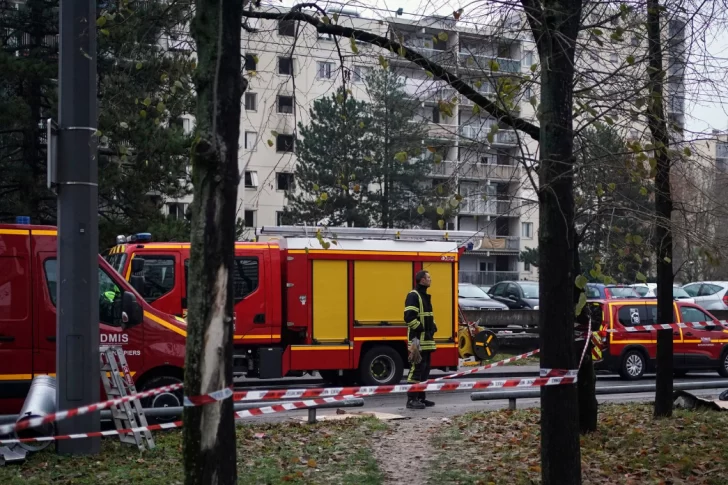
[681, 281, 728, 310]
[458, 283, 509, 311]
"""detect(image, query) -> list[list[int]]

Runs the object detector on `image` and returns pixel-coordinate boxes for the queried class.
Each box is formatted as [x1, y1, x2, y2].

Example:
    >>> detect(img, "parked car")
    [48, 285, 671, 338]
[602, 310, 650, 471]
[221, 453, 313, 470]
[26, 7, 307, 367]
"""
[478, 285, 491, 294]
[585, 283, 640, 300]
[681, 282, 728, 310]
[458, 283, 509, 311]
[630, 284, 694, 303]
[487, 281, 539, 310]
[586, 299, 728, 379]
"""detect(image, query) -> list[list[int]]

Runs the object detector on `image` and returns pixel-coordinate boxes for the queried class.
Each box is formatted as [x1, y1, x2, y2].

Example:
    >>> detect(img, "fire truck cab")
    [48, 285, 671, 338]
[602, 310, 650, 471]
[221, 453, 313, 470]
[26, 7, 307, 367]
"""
[106, 226, 476, 385]
[0, 223, 187, 414]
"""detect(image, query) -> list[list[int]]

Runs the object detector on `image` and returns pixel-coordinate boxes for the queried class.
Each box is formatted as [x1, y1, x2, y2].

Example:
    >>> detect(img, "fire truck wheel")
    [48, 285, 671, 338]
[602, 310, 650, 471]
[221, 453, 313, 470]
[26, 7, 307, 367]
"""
[619, 349, 646, 380]
[719, 349, 728, 378]
[139, 375, 184, 424]
[359, 346, 404, 386]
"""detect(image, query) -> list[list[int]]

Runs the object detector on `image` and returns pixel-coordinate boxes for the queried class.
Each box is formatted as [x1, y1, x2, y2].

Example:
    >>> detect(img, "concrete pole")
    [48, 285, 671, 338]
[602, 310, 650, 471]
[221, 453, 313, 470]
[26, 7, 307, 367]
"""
[56, 0, 100, 454]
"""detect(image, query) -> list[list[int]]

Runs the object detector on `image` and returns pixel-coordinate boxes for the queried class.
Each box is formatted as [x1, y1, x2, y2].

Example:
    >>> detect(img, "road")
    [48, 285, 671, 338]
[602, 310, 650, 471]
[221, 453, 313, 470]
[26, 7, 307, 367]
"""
[235, 367, 728, 423]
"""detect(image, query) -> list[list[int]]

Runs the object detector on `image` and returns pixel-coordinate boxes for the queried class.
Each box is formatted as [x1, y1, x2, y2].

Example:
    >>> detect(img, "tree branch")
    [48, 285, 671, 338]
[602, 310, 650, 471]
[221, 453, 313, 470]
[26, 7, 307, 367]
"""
[241, 7, 541, 141]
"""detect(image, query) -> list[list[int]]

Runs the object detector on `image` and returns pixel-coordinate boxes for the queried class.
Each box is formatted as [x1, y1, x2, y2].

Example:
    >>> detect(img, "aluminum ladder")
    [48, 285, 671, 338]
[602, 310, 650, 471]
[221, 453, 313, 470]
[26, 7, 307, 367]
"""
[99, 346, 155, 450]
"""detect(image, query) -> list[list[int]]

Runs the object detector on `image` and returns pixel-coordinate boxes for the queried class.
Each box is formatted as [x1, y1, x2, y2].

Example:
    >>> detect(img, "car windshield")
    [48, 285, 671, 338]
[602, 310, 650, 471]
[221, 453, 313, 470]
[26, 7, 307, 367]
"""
[633, 286, 650, 296]
[521, 283, 539, 299]
[459, 285, 490, 299]
[608, 287, 639, 298]
[673, 288, 690, 298]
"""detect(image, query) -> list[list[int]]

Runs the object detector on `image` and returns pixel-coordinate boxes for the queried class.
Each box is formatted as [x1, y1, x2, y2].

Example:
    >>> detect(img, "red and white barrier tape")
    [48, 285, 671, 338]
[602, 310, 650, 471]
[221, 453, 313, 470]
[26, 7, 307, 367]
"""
[605, 321, 728, 333]
[436, 349, 541, 381]
[0, 384, 233, 438]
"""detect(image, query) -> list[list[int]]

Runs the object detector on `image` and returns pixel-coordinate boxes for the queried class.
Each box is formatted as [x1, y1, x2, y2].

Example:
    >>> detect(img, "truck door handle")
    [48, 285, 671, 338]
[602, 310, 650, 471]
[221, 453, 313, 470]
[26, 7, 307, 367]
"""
[685, 332, 694, 337]
[0, 335, 15, 342]
[253, 313, 265, 324]
[47, 336, 57, 342]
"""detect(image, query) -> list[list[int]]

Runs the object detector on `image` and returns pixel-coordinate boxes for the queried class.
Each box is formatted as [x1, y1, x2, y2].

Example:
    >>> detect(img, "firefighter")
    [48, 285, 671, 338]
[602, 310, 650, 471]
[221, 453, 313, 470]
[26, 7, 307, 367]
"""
[404, 270, 437, 409]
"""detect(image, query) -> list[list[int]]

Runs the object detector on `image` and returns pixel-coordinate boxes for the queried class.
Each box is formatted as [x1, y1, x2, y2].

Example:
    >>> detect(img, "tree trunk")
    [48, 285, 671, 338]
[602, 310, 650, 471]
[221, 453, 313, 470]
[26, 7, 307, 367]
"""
[183, 0, 243, 482]
[645, 0, 674, 419]
[574, 235, 598, 434]
[527, 0, 583, 482]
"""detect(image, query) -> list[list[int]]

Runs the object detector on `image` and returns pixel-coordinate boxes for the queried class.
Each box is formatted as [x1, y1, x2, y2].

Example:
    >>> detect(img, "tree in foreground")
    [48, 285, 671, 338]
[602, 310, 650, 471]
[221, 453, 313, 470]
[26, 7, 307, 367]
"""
[182, 0, 242, 482]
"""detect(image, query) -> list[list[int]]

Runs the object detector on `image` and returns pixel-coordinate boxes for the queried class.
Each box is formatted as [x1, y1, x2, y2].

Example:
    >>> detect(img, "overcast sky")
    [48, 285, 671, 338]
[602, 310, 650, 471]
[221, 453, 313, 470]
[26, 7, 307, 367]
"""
[271, 0, 728, 135]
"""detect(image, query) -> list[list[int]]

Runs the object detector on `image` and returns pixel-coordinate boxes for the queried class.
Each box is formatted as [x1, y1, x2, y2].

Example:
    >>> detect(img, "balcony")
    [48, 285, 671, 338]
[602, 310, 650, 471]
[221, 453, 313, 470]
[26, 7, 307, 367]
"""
[459, 84, 497, 105]
[430, 160, 522, 181]
[401, 45, 456, 65]
[459, 271, 520, 286]
[426, 123, 459, 139]
[458, 52, 521, 73]
[459, 124, 519, 146]
[459, 198, 521, 217]
[401, 78, 457, 103]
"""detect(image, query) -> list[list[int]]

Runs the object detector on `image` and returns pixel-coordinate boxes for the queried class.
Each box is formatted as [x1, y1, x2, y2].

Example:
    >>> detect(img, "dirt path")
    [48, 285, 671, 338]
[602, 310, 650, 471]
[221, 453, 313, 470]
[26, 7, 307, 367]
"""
[372, 417, 442, 485]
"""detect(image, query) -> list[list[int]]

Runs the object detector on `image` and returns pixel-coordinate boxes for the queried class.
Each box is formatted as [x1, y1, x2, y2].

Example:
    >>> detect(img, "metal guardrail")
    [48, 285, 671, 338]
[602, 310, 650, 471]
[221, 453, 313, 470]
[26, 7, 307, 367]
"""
[471, 380, 728, 409]
[0, 398, 365, 426]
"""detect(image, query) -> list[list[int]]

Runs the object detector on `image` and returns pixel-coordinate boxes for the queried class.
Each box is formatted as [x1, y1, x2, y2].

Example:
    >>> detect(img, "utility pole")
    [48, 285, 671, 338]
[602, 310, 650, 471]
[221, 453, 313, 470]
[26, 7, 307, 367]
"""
[55, 0, 99, 454]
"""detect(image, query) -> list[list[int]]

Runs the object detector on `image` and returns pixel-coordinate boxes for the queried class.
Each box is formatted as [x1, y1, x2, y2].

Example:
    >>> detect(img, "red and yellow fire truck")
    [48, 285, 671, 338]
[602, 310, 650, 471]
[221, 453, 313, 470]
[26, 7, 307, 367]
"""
[105, 226, 474, 386]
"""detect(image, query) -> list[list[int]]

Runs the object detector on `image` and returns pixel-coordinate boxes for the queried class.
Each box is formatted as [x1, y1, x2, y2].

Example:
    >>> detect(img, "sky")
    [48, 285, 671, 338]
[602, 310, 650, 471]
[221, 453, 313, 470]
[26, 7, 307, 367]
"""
[269, 0, 728, 135]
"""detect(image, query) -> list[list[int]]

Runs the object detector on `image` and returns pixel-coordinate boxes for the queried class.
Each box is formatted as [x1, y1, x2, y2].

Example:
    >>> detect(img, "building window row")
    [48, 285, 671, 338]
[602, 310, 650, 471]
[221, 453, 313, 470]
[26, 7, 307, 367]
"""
[244, 171, 294, 191]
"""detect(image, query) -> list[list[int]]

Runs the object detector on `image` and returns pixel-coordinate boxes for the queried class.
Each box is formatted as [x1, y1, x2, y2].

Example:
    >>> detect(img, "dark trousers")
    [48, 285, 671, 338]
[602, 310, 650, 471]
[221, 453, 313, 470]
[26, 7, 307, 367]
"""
[407, 351, 432, 401]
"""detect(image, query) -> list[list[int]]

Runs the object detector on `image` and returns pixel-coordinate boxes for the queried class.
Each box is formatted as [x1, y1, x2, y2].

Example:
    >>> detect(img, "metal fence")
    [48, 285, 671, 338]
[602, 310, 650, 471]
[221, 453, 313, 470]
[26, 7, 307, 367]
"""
[459, 271, 520, 286]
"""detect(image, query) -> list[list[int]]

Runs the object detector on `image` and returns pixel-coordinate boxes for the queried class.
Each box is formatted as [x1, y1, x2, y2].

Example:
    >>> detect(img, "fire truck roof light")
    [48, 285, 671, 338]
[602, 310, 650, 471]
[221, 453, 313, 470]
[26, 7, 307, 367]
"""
[15, 216, 30, 225]
[133, 233, 152, 243]
[115, 235, 127, 244]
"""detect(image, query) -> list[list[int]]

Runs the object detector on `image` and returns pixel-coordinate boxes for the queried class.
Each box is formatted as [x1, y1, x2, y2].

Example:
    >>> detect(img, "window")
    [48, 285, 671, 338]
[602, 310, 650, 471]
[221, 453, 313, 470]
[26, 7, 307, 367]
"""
[585, 285, 601, 299]
[618, 306, 645, 327]
[245, 92, 257, 112]
[610, 53, 618, 63]
[524, 262, 531, 271]
[680, 306, 712, 323]
[244, 171, 258, 188]
[167, 203, 186, 220]
[683, 284, 700, 297]
[278, 19, 296, 37]
[431, 106, 440, 124]
[524, 50, 533, 67]
[279, 57, 293, 75]
[140, 256, 176, 302]
[700, 284, 724, 296]
[276, 172, 294, 191]
[244, 53, 257, 71]
[233, 258, 259, 302]
[277, 134, 294, 153]
[277, 95, 294, 114]
[44, 259, 122, 327]
[181, 117, 194, 135]
[276, 211, 285, 225]
[105, 253, 127, 275]
[244, 131, 257, 151]
[631, 36, 640, 47]
[244, 210, 255, 227]
[521, 222, 533, 238]
[352, 65, 372, 83]
[317, 61, 333, 79]
[491, 283, 506, 297]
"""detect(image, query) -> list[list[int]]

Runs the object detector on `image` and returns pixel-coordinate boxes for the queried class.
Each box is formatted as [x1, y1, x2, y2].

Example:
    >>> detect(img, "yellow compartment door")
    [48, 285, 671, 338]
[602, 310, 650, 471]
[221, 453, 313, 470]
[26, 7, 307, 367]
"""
[312, 260, 349, 342]
[354, 261, 412, 326]
[422, 262, 455, 340]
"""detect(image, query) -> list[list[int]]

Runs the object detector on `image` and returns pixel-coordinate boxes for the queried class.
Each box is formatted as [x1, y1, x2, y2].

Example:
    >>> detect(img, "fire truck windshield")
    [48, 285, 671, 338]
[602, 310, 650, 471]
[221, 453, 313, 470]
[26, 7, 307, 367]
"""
[105, 252, 127, 275]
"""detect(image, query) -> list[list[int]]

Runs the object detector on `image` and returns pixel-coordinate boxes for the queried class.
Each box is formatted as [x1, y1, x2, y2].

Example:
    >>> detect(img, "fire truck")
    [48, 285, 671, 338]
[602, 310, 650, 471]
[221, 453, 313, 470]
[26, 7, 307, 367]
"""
[0, 222, 187, 415]
[106, 226, 479, 385]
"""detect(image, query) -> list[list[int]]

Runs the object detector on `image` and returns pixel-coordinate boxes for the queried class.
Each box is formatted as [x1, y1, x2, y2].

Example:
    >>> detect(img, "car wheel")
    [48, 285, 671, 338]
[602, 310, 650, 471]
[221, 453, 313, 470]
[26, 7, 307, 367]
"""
[359, 346, 404, 386]
[719, 350, 728, 378]
[139, 375, 184, 424]
[619, 350, 646, 380]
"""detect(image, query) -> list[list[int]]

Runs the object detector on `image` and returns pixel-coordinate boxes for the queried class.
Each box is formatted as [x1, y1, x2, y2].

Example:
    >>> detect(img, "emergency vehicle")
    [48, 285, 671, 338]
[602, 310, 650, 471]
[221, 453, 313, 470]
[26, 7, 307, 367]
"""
[105, 226, 480, 385]
[588, 299, 728, 379]
[0, 223, 187, 415]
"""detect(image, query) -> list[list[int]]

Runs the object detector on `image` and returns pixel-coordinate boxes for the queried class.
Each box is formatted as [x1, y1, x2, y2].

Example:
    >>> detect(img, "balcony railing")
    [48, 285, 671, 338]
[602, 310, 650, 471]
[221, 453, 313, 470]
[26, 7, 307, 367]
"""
[430, 161, 522, 181]
[459, 198, 521, 216]
[459, 125, 518, 145]
[403, 46, 456, 65]
[459, 271, 520, 286]
[477, 236, 521, 251]
[400, 78, 457, 103]
[426, 123, 459, 139]
[458, 52, 522, 73]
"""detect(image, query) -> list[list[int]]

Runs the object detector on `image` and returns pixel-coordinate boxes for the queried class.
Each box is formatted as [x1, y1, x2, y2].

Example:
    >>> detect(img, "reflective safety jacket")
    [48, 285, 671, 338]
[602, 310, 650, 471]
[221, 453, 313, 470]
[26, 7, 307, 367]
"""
[404, 285, 437, 352]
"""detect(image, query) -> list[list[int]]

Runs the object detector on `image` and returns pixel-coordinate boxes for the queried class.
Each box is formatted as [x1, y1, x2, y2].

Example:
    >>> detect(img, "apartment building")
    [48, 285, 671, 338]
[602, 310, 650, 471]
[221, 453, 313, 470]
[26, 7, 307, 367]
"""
[233, 7, 540, 285]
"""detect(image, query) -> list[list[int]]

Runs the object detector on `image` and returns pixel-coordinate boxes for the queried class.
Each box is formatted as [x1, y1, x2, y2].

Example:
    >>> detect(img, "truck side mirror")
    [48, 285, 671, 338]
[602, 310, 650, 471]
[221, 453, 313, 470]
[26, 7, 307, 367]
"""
[129, 258, 146, 296]
[121, 291, 143, 329]
[131, 257, 145, 274]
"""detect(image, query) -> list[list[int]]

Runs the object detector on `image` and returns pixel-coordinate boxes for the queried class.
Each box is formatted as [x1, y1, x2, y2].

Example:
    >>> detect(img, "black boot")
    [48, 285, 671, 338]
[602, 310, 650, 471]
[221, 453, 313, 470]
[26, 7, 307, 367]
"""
[407, 392, 425, 409]
[419, 392, 435, 407]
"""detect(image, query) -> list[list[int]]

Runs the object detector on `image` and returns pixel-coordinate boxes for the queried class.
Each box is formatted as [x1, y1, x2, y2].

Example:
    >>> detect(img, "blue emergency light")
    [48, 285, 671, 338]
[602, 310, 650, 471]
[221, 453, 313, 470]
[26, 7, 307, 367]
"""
[15, 216, 30, 225]
[130, 232, 152, 243]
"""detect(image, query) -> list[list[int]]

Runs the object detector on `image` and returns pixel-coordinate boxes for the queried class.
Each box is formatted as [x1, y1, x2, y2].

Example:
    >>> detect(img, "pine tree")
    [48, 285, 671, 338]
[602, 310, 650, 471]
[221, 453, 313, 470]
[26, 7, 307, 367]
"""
[365, 70, 430, 228]
[283, 88, 375, 227]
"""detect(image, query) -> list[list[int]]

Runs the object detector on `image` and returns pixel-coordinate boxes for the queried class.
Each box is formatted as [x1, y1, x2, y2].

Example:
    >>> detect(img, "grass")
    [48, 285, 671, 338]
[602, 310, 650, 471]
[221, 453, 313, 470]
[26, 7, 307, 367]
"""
[428, 403, 728, 484]
[490, 351, 540, 366]
[0, 417, 386, 485]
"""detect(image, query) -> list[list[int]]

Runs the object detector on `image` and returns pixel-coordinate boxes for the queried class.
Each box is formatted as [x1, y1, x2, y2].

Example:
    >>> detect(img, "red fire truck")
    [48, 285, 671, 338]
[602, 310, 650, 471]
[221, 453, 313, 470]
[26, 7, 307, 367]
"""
[0, 223, 187, 415]
[105, 226, 473, 386]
